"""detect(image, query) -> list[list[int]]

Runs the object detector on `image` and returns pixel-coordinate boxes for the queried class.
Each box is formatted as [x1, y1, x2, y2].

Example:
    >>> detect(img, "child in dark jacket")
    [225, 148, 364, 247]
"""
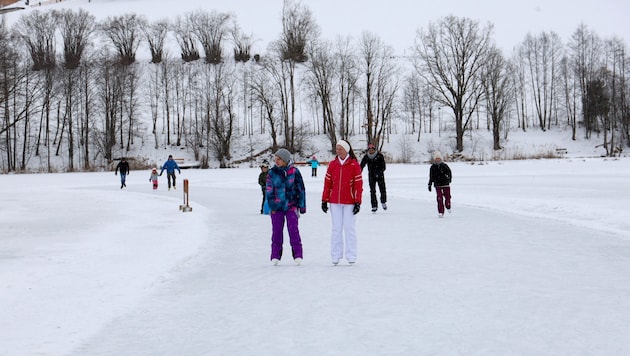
[266, 149, 306, 265]
[428, 151, 452, 217]
[258, 160, 269, 214]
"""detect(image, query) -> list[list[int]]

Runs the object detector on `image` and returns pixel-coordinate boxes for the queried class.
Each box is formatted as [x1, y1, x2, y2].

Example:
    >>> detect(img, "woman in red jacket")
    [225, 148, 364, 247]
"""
[321, 140, 363, 265]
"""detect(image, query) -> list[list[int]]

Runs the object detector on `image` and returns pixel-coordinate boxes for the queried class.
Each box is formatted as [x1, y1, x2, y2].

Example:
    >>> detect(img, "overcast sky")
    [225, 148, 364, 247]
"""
[7, 0, 630, 55]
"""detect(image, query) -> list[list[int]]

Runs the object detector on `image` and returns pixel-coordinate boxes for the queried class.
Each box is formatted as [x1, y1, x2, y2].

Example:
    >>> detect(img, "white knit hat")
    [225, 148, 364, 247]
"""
[433, 151, 442, 160]
[336, 140, 350, 153]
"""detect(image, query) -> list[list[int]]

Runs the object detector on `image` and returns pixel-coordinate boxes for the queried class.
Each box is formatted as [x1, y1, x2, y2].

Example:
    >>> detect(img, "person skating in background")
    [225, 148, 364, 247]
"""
[258, 160, 270, 214]
[115, 157, 130, 189]
[149, 168, 159, 190]
[266, 149, 306, 266]
[360, 143, 387, 212]
[306, 155, 320, 177]
[160, 155, 181, 191]
[321, 140, 363, 265]
[428, 151, 452, 218]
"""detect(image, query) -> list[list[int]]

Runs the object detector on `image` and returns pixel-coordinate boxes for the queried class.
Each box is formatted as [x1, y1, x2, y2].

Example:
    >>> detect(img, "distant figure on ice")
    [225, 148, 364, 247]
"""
[266, 149, 306, 266]
[115, 157, 130, 189]
[360, 143, 387, 212]
[306, 155, 320, 177]
[149, 168, 159, 190]
[258, 160, 270, 214]
[428, 151, 452, 218]
[160, 155, 181, 191]
[321, 140, 363, 265]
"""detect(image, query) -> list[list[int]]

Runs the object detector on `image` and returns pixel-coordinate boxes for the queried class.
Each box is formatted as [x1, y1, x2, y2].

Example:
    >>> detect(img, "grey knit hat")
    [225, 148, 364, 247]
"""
[275, 148, 292, 164]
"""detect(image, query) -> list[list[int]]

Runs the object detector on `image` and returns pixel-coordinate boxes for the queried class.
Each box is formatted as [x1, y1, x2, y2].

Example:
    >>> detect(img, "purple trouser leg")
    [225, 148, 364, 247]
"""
[270, 210, 303, 260]
[285, 210, 303, 259]
[436, 186, 451, 213]
[270, 211, 285, 260]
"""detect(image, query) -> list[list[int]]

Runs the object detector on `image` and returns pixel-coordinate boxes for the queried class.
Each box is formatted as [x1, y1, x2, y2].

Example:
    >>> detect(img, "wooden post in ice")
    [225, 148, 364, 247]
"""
[180, 179, 193, 212]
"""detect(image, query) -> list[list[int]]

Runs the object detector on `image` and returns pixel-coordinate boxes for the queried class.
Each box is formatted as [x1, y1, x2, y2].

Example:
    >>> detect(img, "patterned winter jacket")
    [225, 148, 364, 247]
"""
[322, 156, 363, 205]
[429, 162, 452, 187]
[265, 163, 306, 212]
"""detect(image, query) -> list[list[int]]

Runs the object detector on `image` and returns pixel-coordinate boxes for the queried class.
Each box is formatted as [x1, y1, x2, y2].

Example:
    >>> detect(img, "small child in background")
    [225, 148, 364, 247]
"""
[258, 160, 270, 214]
[149, 168, 159, 190]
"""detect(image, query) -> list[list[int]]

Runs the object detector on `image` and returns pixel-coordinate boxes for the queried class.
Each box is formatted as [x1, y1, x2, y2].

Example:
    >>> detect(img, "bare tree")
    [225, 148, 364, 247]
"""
[359, 31, 399, 150]
[146, 60, 165, 148]
[173, 15, 200, 62]
[121, 65, 142, 152]
[56, 9, 96, 70]
[250, 58, 281, 150]
[95, 54, 125, 161]
[1, 18, 32, 172]
[305, 40, 337, 149]
[480, 47, 515, 150]
[413, 15, 493, 152]
[279, 0, 317, 63]
[143, 18, 169, 64]
[559, 55, 580, 140]
[15, 10, 57, 71]
[100, 14, 146, 66]
[401, 74, 423, 136]
[191, 10, 233, 64]
[277, 0, 319, 151]
[200, 62, 237, 167]
[334, 36, 359, 146]
[597, 37, 628, 156]
[585, 75, 611, 151]
[232, 28, 253, 63]
[517, 31, 564, 131]
[568, 24, 602, 139]
[77, 62, 97, 170]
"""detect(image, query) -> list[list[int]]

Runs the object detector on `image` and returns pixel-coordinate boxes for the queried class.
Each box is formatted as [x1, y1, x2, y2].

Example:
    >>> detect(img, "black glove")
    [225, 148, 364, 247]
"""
[321, 202, 328, 213]
[428, 184, 432, 192]
[353, 203, 360, 215]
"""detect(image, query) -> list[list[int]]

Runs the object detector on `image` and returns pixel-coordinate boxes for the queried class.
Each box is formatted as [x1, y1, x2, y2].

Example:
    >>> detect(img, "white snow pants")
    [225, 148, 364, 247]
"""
[329, 203, 357, 262]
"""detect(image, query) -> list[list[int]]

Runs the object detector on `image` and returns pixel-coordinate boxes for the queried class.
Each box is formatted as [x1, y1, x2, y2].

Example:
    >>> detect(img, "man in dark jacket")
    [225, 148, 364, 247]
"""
[428, 151, 452, 217]
[115, 157, 130, 189]
[360, 143, 387, 213]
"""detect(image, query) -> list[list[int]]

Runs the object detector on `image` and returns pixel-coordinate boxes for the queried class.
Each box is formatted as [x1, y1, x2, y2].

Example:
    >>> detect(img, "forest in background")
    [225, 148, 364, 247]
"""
[0, 0, 628, 173]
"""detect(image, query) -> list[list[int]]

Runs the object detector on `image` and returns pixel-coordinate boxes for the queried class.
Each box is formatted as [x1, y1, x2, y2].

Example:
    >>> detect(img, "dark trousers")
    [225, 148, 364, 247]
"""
[369, 176, 387, 208]
[435, 186, 451, 214]
[167, 172, 176, 188]
[260, 188, 265, 213]
[311, 168, 317, 177]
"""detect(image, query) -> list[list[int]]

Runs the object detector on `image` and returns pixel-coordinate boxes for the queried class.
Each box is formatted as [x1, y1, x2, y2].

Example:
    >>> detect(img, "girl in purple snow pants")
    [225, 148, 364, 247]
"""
[270, 210, 303, 260]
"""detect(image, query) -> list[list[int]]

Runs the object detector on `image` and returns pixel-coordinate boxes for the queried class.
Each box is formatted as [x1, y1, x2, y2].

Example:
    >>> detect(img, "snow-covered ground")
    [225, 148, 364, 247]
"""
[2, 157, 630, 355]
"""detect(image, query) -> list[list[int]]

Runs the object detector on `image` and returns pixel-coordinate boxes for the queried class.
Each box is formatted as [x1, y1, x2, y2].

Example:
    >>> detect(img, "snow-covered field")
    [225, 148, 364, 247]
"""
[2, 157, 630, 355]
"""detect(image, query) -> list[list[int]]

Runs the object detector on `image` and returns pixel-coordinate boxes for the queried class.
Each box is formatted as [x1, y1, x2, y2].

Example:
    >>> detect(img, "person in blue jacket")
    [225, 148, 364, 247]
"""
[306, 155, 320, 177]
[160, 155, 181, 190]
[266, 148, 306, 265]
